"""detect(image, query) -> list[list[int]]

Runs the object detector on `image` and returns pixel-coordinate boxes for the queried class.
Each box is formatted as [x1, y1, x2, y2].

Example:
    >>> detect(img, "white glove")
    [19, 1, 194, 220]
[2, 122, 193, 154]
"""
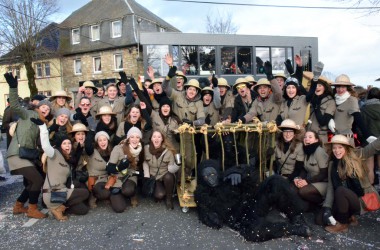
[168, 164, 180, 174]
[366, 136, 377, 144]
[328, 119, 336, 133]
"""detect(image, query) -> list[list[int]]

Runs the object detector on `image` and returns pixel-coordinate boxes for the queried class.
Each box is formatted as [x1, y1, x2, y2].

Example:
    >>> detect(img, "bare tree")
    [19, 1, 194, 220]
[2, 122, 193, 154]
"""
[206, 10, 239, 34]
[335, 0, 380, 14]
[0, 0, 59, 96]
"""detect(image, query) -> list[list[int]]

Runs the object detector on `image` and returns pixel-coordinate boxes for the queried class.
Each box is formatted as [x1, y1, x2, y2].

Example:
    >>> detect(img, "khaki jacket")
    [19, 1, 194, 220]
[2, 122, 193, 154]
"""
[334, 96, 360, 135]
[87, 149, 108, 183]
[143, 146, 175, 180]
[151, 111, 179, 149]
[220, 91, 235, 119]
[309, 95, 336, 133]
[94, 97, 127, 126]
[109, 145, 140, 186]
[280, 95, 308, 126]
[275, 142, 304, 175]
[304, 146, 328, 180]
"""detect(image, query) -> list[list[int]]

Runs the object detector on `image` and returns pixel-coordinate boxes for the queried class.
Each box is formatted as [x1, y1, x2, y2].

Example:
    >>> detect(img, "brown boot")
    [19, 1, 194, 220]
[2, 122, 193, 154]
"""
[88, 193, 97, 209]
[13, 201, 28, 215]
[130, 195, 138, 208]
[349, 215, 358, 226]
[27, 204, 47, 219]
[166, 196, 174, 210]
[325, 222, 349, 233]
[50, 205, 68, 222]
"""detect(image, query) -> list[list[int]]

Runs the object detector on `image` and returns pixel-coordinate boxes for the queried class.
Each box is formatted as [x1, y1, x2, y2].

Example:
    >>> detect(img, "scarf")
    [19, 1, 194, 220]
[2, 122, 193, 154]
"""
[149, 142, 166, 159]
[335, 92, 350, 105]
[154, 92, 166, 104]
[303, 142, 320, 158]
[124, 121, 142, 135]
[129, 143, 142, 157]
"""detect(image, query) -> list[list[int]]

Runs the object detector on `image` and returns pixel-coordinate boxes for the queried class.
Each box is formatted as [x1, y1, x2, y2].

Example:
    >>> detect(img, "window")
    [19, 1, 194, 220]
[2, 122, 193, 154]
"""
[237, 47, 252, 74]
[181, 46, 198, 75]
[72, 28, 80, 44]
[147, 45, 169, 77]
[114, 54, 123, 70]
[271, 48, 286, 74]
[15, 68, 20, 79]
[256, 47, 269, 74]
[199, 46, 215, 75]
[38, 90, 51, 97]
[111, 20, 122, 38]
[159, 27, 165, 33]
[221, 46, 236, 74]
[74, 59, 82, 75]
[44, 62, 50, 77]
[36, 63, 42, 78]
[93, 57, 101, 73]
[90, 25, 100, 41]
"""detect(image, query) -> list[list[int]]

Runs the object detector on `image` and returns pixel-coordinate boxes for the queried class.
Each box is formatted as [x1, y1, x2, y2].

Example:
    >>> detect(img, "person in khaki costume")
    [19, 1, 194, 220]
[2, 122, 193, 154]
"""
[217, 77, 235, 120]
[275, 119, 305, 182]
[35, 121, 89, 221]
[106, 127, 144, 213]
[322, 135, 380, 233]
[75, 81, 99, 117]
[162, 54, 205, 177]
[4, 72, 49, 219]
[143, 131, 180, 209]
[86, 131, 113, 209]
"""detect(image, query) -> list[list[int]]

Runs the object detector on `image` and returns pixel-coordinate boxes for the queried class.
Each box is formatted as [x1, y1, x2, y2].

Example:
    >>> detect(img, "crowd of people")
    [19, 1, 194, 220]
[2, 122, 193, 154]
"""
[2, 53, 380, 237]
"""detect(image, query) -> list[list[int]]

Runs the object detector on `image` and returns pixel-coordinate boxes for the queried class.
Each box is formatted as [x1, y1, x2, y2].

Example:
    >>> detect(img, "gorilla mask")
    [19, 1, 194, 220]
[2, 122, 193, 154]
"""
[201, 167, 219, 187]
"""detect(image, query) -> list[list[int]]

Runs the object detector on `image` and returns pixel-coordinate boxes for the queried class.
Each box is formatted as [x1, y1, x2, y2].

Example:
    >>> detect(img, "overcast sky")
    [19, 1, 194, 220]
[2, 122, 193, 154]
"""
[54, 0, 380, 88]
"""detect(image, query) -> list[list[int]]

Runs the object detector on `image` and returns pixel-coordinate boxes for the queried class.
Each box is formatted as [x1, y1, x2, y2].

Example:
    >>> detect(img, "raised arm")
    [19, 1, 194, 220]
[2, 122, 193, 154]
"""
[31, 119, 55, 158]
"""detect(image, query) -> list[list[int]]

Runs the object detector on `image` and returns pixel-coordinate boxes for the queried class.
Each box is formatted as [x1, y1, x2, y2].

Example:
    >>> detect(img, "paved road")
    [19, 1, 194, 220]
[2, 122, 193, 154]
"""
[0, 133, 380, 249]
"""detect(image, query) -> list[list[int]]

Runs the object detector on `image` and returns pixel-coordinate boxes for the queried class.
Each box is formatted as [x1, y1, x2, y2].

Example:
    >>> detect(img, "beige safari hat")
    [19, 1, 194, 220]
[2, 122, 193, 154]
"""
[83, 81, 98, 94]
[245, 75, 257, 84]
[149, 79, 163, 89]
[184, 79, 201, 91]
[233, 78, 249, 91]
[253, 78, 271, 92]
[95, 105, 116, 118]
[175, 71, 188, 83]
[303, 71, 333, 85]
[278, 119, 301, 131]
[217, 78, 230, 89]
[49, 90, 72, 101]
[325, 134, 353, 148]
[69, 123, 89, 134]
[274, 73, 287, 81]
[332, 74, 355, 86]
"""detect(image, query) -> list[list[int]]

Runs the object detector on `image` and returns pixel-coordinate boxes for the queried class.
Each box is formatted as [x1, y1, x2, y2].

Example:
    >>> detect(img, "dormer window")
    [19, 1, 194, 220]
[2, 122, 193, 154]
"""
[72, 28, 80, 44]
[91, 25, 100, 41]
[111, 20, 122, 38]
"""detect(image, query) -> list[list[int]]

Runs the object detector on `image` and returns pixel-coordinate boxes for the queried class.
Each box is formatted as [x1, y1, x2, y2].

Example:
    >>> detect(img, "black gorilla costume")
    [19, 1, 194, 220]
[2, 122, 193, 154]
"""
[194, 159, 311, 242]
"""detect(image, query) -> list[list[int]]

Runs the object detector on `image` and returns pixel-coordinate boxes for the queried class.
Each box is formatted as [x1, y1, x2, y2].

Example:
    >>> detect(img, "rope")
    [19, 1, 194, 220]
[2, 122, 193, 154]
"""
[200, 124, 209, 160]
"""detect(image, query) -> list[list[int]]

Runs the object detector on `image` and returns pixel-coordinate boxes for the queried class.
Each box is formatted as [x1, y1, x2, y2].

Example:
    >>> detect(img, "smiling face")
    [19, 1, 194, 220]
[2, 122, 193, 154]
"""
[202, 93, 212, 105]
[286, 85, 297, 99]
[276, 77, 285, 90]
[56, 114, 69, 126]
[74, 131, 86, 145]
[118, 82, 126, 94]
[84, 87, 94, 98]
[303, 131, 318, 145]
[107, 86, 118, 100]
[38, 104, 51, 118]
[315, 83, 326, 96]
[282, 130, 295, 142]
[237, 84, 248, 98]
[101, 114, 112, 125]
[151, 131, 163, 149]
[335, 85, 347, 96]
[79, 99, 91, 115]
[160, 104, 171, 116]
[258, 85, 270, 99]
[129, 107, 141, 124]
[60, 139, 72, 155]
[97, 87, 104, 97]
[152, 83, 163, 94]
[332, 143, 346, 159]
[219, 86, 227, 96]
[186, 86, 198, 100]
[56, 96, 67, 107]
[97, 135, 109, 150]
[128, 134, 141, 148]
[176, 77, 185, 91]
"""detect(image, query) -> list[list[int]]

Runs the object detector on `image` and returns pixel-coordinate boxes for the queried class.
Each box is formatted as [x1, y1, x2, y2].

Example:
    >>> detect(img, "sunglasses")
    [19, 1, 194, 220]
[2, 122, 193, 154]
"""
[80, 103, 91, 107]
[236, 84, 246, 90]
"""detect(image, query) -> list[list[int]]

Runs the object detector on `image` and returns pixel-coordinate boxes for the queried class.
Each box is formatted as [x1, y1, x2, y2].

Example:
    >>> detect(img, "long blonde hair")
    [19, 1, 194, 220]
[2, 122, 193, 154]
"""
[339, 145, 364, 179]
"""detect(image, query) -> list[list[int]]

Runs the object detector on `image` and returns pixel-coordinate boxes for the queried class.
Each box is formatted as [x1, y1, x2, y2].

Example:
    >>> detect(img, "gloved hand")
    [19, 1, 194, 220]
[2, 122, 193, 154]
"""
[322, 207, 336, 226]
[116, 158, 129, 173]
[264, 61, 274, 81]
[30, 117, 44, 126]
[211, 74, 218, 88]
[284, 59, 294, 75]
[168, 164, 180, 174]
[48, 119, 59, 133]
[224, 173, 241, 186]
[74, 108, 88, 126]
[366, 136, 377, 144]
[182, 119, 193, 125]
[313, 61, 324, 81]
[205, 114, 211, 125]
[167, 65, 177, 78]
[266, 147, 275, 158]
[238, 115, 246, 124]
[119, 71, 129, 84]
[4, 72, 18, 88]
[328, 119, 336, 133]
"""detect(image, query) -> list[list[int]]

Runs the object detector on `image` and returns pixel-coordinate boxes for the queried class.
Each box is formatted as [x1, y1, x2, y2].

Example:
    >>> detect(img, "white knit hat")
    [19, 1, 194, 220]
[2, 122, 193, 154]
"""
[126, 127, 142, 140]
[95, 131, 110, 141]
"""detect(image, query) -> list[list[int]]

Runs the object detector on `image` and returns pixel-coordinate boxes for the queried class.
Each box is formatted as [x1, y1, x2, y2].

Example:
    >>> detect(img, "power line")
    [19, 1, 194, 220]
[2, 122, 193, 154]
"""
[164, 0, 380, 10]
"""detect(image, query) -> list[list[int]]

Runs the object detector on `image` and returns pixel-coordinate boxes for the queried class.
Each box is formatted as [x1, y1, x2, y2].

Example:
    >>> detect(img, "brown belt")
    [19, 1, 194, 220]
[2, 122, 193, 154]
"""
[42, 189, 61, 193]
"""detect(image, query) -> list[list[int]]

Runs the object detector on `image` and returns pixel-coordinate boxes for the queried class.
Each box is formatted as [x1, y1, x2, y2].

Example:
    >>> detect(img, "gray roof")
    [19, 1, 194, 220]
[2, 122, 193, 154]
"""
[60, 0, 179, 32]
